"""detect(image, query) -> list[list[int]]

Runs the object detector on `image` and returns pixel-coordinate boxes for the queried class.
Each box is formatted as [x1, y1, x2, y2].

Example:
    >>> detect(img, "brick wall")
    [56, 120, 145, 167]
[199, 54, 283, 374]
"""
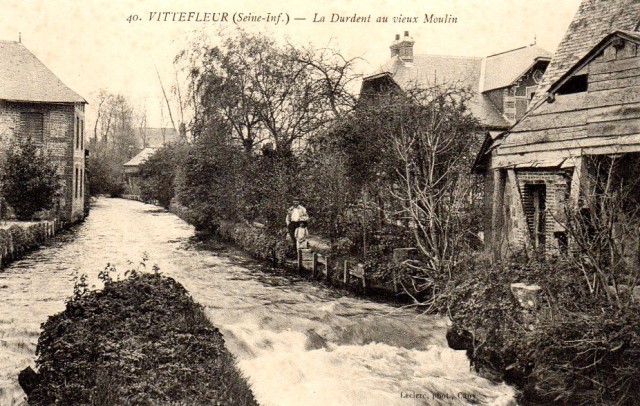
[0, 100, 85, 222]
[514, 169, 571, 254]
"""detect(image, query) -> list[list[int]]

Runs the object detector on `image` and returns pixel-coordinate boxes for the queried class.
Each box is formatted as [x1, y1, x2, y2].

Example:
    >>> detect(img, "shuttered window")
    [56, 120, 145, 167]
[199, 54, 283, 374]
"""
[20, 112, 44, 142]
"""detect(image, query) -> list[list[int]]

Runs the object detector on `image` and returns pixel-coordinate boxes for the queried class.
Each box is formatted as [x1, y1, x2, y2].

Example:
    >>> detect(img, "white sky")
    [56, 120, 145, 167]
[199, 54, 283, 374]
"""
[0, 0, 583, 128]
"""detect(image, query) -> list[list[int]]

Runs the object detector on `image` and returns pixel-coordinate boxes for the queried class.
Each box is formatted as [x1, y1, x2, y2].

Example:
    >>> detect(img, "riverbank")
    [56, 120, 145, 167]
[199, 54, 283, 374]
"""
[169, 200, 405, 301]
[0, 220, 62, 269]
[21, 270, 257, 405]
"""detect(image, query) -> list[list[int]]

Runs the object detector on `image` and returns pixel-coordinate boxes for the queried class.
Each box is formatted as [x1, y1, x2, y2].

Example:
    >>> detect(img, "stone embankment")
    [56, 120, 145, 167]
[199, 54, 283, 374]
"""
[0, 220, 61, 269]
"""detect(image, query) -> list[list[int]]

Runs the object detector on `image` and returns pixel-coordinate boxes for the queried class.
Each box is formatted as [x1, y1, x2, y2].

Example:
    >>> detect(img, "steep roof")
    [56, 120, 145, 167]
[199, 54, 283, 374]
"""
[370, 54, 509, 129]
[0, 40, 85, 104]
[365, 44, 552, 130]
[123, 147, 158, 168]
[530, 0, 640, 106]
[491, 30, 640, 169]
[482, 45, 552, 92]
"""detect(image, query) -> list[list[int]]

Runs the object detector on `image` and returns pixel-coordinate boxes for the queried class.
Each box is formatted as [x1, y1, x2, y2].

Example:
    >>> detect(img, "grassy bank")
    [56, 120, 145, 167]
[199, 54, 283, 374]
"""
[22, 268, 257, 405]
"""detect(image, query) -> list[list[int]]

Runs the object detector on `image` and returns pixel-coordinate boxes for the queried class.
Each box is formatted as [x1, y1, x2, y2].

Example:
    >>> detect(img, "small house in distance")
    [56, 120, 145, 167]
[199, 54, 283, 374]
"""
[0, 40, 87, 222]
[123, 127, 179, 197]
[476, 0, 640, 259]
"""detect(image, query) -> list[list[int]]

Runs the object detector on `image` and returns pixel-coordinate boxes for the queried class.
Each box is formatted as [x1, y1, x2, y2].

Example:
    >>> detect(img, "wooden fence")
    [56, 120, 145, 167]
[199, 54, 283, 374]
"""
[296, 247, 417, 292]
[297, 249, 330, 281]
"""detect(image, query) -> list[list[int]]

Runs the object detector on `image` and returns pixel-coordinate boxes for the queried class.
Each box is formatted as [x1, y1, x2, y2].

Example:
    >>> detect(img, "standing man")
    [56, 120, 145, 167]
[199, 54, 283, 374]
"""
[286, 198, 309, 245]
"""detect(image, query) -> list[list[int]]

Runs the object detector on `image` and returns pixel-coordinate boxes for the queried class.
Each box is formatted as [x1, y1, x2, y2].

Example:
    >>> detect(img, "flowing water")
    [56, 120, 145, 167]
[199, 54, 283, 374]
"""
[0, 198, 516, 405]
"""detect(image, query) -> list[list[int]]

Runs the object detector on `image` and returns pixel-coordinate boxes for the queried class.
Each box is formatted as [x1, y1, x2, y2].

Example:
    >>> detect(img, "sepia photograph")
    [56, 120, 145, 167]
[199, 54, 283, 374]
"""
[0, 0, 639, 405]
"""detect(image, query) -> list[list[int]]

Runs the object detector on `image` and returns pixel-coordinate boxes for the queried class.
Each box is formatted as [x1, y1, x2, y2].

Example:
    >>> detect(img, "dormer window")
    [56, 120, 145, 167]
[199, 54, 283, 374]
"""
[557, 74, 588, 95]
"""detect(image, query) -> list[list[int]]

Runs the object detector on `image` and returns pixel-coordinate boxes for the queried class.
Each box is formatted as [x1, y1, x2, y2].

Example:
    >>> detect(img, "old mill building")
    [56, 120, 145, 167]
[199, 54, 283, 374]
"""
[0, 39, 87, 222]
[475, 0, 640, 259]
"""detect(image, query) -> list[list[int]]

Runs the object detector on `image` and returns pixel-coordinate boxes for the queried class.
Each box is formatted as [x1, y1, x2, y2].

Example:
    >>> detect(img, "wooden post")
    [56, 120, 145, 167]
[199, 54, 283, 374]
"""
[343, 260, 349, 284]
[491, 169, 505, 261]
[325, 255, 330, 282]
[392, 269, 398, 293]
[297, 249, 303, 272]
[311, 255, 317, 278]
[312, 253, 318, 278]
[321, 255, 328, 282]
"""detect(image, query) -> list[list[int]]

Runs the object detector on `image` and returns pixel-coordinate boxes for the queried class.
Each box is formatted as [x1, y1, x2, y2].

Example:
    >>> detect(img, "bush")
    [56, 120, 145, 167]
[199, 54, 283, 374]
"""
[26, 268, 257, 405]
[176, 128, 247, 230]
[438, 257, 640, 405]
[218, 220, 289, 266]
[1, 137, 60, 220]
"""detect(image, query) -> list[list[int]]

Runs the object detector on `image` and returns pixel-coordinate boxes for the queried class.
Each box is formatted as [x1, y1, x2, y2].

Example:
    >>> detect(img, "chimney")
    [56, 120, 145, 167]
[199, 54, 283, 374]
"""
[400, 31, 415, 62]
[390, 33, 401, 58]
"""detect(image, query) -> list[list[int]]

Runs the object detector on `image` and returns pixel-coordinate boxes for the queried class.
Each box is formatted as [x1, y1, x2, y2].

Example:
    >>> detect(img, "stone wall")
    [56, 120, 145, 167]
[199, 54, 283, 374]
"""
[0, 220, 61, 268]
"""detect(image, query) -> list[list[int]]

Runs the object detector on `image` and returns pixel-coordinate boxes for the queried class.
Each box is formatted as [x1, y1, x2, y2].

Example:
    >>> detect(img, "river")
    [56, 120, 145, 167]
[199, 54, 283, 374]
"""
[0, 198, 515, 405]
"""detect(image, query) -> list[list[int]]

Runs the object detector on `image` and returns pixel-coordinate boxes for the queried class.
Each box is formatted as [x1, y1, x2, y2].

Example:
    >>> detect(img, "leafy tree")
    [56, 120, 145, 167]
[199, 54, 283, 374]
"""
[1, 137, 60, 220]
[175, 124, 247, 231]
[138, 144, 188, 208]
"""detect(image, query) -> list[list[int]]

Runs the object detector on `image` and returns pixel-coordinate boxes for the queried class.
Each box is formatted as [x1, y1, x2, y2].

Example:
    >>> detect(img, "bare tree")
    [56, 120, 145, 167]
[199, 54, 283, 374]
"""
[178, 29, 358, 154]
[562, 154, 640, 305]
[362, 85, 480, 278]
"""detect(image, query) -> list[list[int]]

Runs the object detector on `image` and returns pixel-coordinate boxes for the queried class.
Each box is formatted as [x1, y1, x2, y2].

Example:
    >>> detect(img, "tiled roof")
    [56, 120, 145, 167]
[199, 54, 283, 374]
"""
[367, 44, 551, 129]
[0, 40, 85, 103]
[372, 54, 509, 129]
[482, 45, 552, 92]
[530, 0, 640, 106]
[123, 147, 158, 168]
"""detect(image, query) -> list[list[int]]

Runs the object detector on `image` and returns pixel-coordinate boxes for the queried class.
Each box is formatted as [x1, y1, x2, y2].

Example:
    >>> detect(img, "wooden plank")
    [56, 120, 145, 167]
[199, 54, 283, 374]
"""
[499, 133, 640, 155]
[526, 85, 640, 120]
[582, 143, 640, 155]
[587, 85, 640, 107]
[589, 75, 640, 92]
[588, 56, 640, 75]
[504, 126, 587, 147]
[589, 67, 640, 83]
[587, 102, 640, 124]
[516, 109, 588, 132]
[530, 93, 588, 115]
[587, 118, 640, 137]
[492, 149, 582, 168]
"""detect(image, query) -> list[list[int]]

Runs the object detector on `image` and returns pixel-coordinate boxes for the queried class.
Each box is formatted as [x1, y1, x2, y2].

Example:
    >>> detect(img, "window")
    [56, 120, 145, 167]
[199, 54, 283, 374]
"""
[75, 167, 79, 199]
[80, 119, 84, 150]
[76, 117, 80, 149]
[557, 74, 588, 95]
[21, 112, 44, 142]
